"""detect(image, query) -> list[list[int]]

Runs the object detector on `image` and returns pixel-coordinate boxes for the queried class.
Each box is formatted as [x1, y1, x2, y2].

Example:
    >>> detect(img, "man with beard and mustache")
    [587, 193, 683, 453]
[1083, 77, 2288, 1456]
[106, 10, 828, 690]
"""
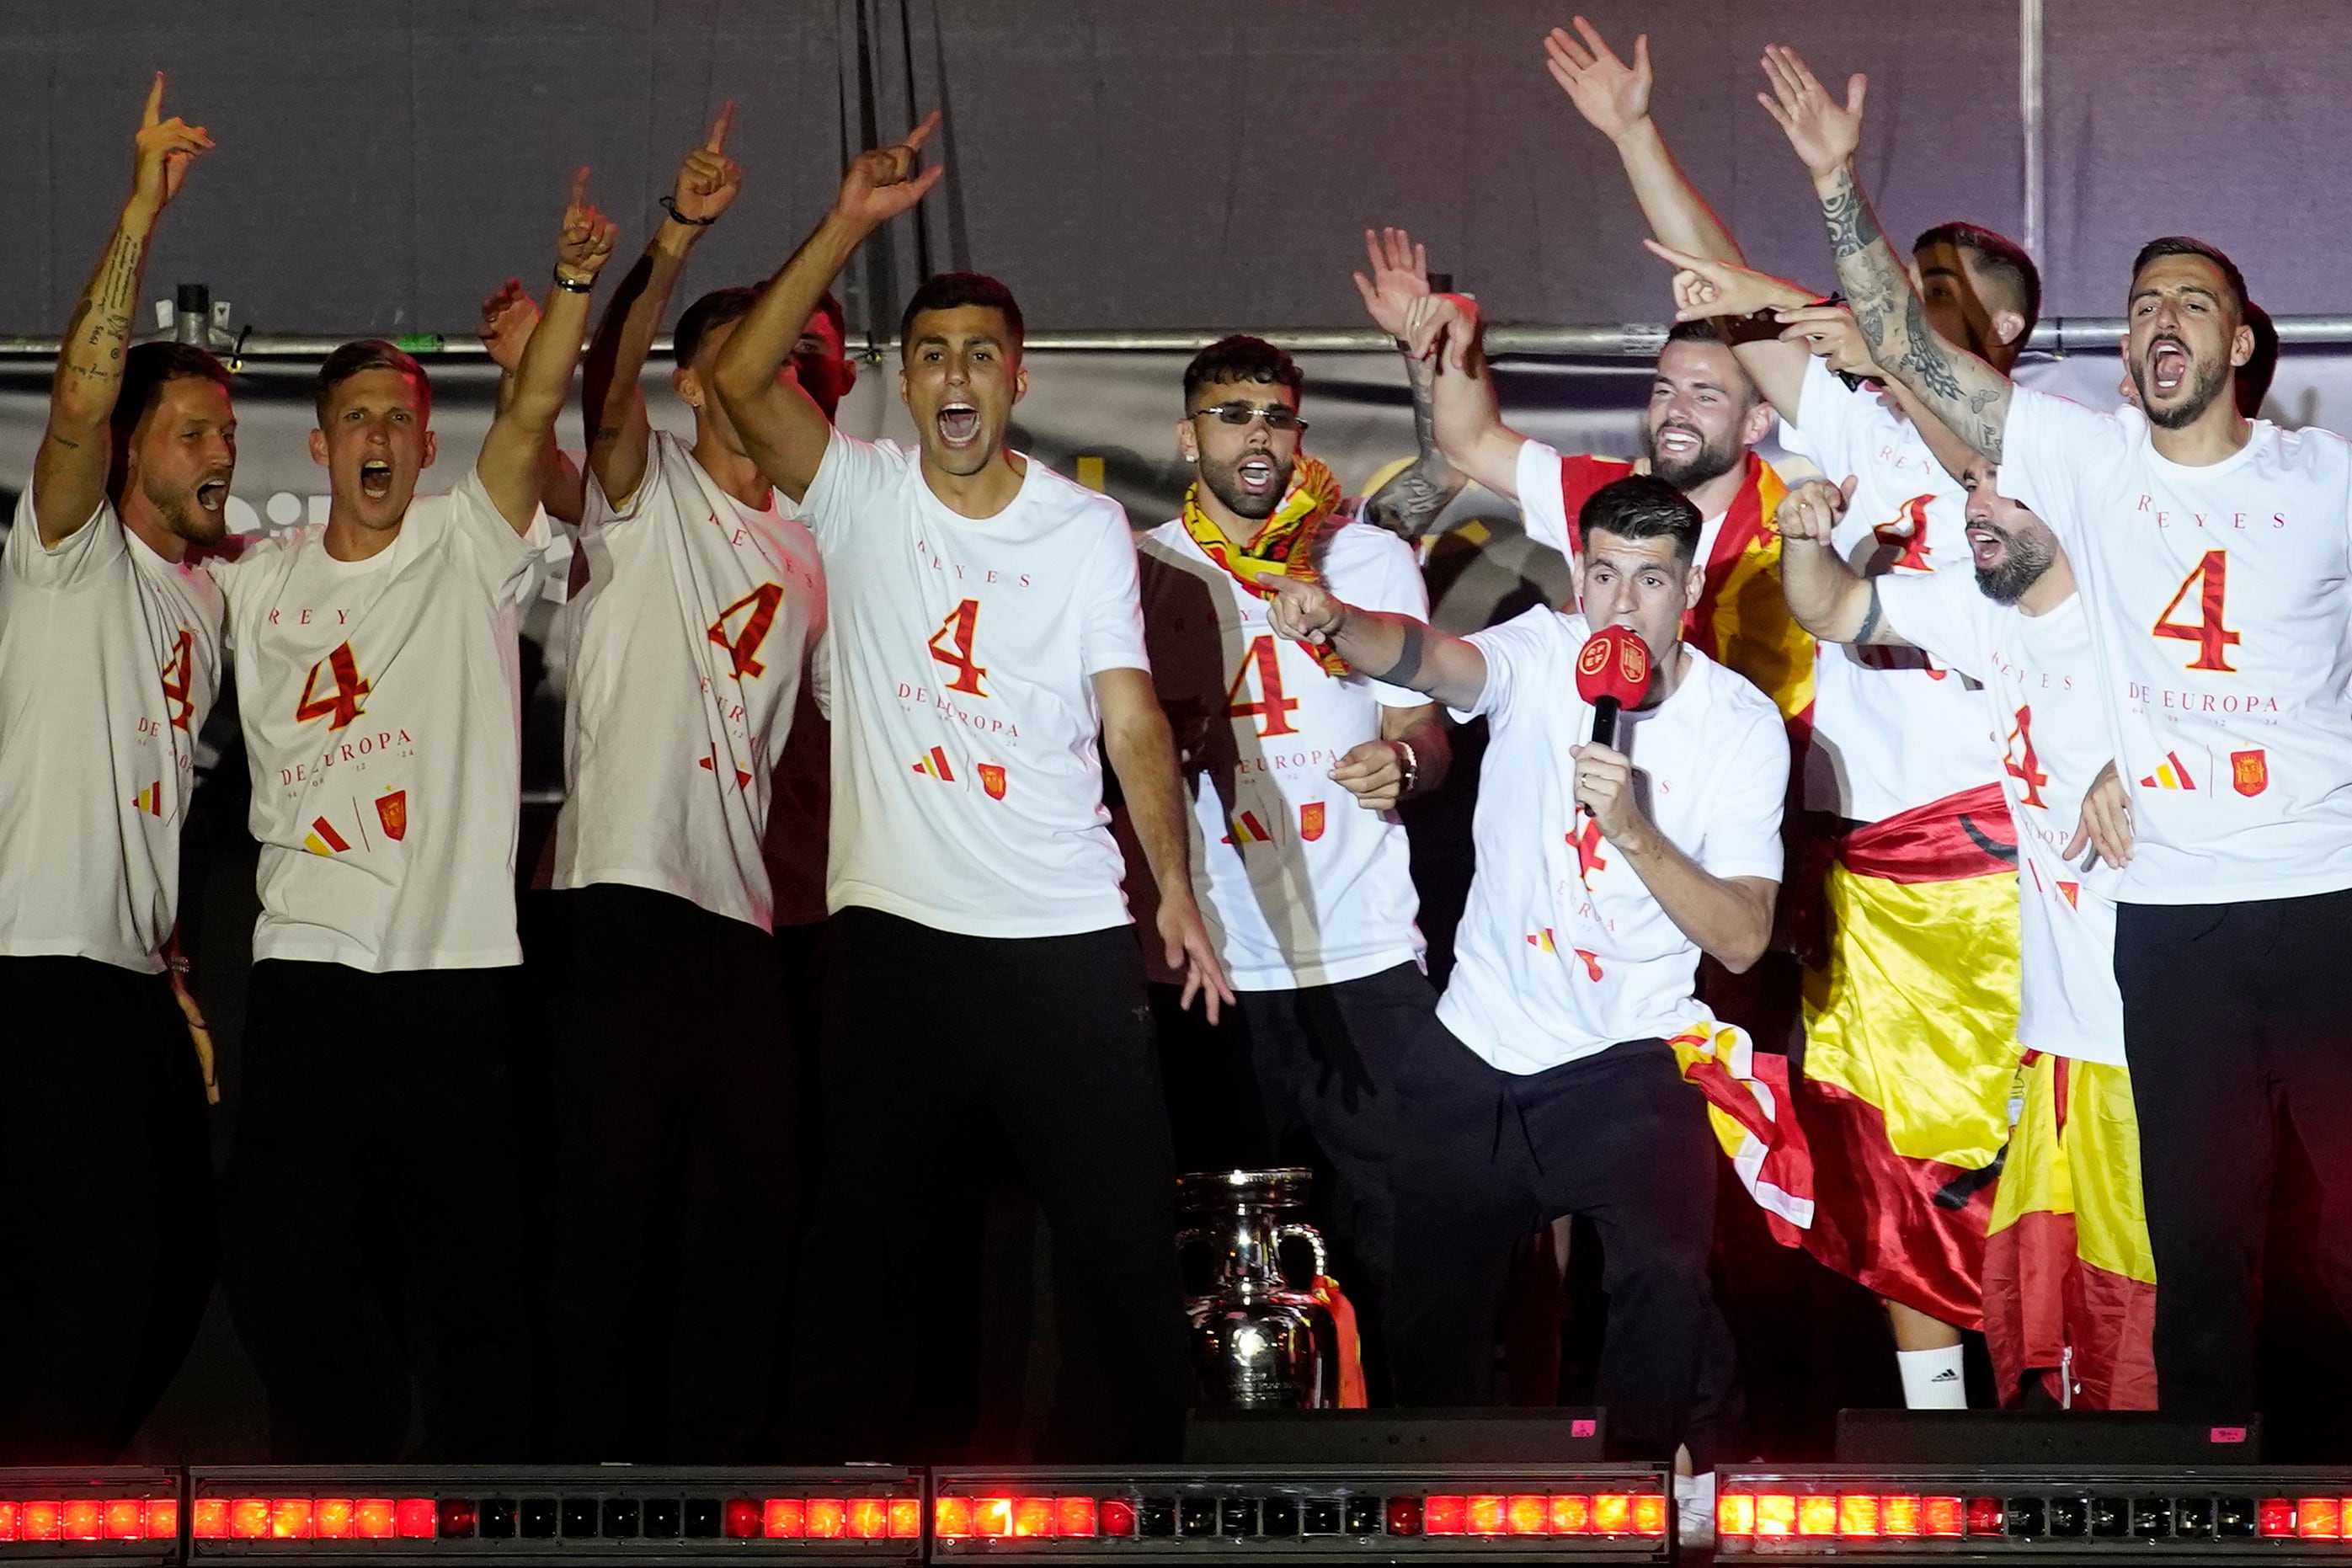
[1554, 14, 2035, 1405]
[205, 174, 616, 1460]
[1135, 333, 1452, 1393]
[1778, 462, 2155, 1409]
[0, 75, 226, 1462]
[711, 116, 1222, 1460]
[1765, 42, 2352, 1421]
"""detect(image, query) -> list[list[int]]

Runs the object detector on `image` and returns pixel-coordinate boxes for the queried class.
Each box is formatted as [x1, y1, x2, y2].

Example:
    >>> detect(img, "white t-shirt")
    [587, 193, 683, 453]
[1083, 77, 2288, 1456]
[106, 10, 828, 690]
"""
[0, 493, 223, 972]
[1878, 573, 2124, 1064]
[207, 467, 548, 971]
[1138, 513, 1427, 989]
[1999, 387, 2352, 904]
[800, 433, 1149, 938]
[1779, 357, 2002, 822]
[552, 431, 824, 931]
[1514, 440, 1737, 572]
[1437, 608, 1788, 1074]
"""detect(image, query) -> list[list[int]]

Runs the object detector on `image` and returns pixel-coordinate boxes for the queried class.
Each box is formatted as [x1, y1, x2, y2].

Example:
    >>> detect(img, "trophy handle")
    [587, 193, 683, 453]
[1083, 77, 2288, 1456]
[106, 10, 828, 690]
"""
[1276, 1223, 1330, 1282]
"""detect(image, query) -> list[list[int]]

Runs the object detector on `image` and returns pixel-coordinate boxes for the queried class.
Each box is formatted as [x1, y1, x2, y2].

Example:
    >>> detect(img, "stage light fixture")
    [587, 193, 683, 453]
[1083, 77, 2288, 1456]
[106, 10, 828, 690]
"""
[0, 1470, 179, 1562]
[929, 1466, 1671, 1562]
[185, 1470, 922, 1562]
[1716, 1465, 2352, 1561]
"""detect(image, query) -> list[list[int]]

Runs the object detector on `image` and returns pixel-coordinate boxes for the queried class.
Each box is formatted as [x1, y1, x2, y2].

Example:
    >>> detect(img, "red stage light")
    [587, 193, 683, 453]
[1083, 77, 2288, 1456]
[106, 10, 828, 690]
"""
[230, 1498, 270, 1539]
[1054, 1496, 1097, 1537]
[723, 1499, 763, 1539]
[103, 1500, 145, 1541]
[1796, 1494, 1837, 1536]
[21, 1501, 63, 1542]
[191, 1498, 228, 1539]
[1756, 1493, 1796, 1537]
[1505, 1495, 1546, 1535]
[1839, 1492, 1880, 1538]
[2261, 1497, 2296, 1538]
[313, 1499, 355, 1539]
[1011, 1497, 1053, 1539]
[1384, 1496, 1422, 1535]
[1592, 1493, 1635, 1534]
[1097, 1498, 1137, 1537]
[1881, 1494, 1922, 1537]
[846, 1499, 888, 1540]
[1464, 1495, 1504, 1535]
[934, 1497, 973, 1539]
[1421, 1495, 1465, 1535]
[889, 1497, 922, 1539]
[975, 1497, 1013, 1539]
[1923, 1495, 1965, 1536]
[396, 1499, 435, 1539]
[1550, 1494, 1592, 1534]
[764, 1499, 805, 1539]
[1716, 1491, 1754, 1537]
[1633, 1494, 1667, 1537]
[146, 1498, 178, 1540]
[1965, 1496, 2003, 1535]
[271, 1499, 313, 1539]
[61, 1501, 103, 1542]
[355, 1499, 397, 1539]
[805, 1498, 846, 1540]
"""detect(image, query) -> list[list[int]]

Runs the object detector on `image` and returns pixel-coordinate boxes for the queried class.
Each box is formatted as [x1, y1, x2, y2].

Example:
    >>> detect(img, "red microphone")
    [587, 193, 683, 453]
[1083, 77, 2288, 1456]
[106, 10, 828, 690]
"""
[1575, 624, 1654, 750]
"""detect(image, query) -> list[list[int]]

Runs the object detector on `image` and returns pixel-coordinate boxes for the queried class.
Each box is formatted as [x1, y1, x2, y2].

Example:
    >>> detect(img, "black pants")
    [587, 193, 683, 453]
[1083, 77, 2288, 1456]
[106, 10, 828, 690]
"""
[2117, 887, 2352, 1417]
[222, 959, 531, 1460]
[773, 919, 829, 1220]
[787, 906, 1190, 1461]
[544, 884, 796, 1459]
[0, 957, 214, 1462]
[1220, 963, 1435, 1396]
[1384, 1022, 1741, 1464]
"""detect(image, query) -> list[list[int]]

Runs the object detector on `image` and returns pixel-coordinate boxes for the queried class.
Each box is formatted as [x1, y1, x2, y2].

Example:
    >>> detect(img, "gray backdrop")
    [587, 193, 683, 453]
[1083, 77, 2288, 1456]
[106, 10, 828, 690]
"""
[8, 0, 2339, 344]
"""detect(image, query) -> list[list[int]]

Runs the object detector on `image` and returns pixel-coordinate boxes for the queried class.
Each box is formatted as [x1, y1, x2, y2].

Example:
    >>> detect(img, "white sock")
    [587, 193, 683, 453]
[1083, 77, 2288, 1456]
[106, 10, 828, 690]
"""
[1896, 1345, 1967, 1409]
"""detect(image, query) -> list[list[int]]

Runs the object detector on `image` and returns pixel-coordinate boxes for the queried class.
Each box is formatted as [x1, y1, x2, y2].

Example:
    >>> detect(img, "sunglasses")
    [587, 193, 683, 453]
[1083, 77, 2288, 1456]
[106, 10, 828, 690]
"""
[1190, 402, 1308, 432]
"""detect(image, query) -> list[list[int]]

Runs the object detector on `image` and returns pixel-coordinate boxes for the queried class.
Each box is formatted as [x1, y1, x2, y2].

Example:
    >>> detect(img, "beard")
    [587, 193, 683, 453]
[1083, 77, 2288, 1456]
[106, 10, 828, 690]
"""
[1973, 525, 2056, 605]
[143, 472, 226, 546]
[1643, 419, 1742, 492]
[1197, 449, 1294, 522]
[2130, 344, 2233, 431]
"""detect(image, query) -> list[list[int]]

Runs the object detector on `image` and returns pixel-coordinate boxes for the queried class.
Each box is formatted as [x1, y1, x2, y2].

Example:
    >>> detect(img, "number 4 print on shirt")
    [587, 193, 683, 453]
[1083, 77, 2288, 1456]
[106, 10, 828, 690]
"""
[928, 598, 990, 696]
[295, 641, 371, 730]
[708, 583, 786, 680]
[1225, 634, 1299, 738]
[2152, 549, 2241, 672]
[2003, 704, 2050, 808]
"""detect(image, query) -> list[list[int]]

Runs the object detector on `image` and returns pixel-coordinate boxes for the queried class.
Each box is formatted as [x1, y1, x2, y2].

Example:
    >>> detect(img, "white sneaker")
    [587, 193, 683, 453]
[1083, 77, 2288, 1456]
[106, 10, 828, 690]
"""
[1674, 1469, 1716, 1550]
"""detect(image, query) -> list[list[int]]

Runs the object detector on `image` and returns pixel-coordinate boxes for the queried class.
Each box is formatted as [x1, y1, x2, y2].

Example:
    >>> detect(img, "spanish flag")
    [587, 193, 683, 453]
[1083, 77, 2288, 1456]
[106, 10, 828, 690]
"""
[1795, 781, 2023, 1329]
[1557, 452, 1815, 732]
[1981, 1051, 2157, 1408]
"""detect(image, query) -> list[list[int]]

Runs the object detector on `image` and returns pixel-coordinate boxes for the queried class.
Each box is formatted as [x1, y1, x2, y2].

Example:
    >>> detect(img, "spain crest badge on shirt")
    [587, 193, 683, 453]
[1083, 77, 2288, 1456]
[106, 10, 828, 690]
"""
[1299, 801, 1326, 841]
[979, 763, 1008, 801]
[2232, 749, 2268, 797]
[376, 788, 408, 841]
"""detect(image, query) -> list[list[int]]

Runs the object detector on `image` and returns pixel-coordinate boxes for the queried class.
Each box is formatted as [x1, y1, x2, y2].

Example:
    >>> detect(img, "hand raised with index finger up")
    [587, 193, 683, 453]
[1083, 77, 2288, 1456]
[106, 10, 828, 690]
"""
[670, 101, 742, 227]
[831, 110, 946, 229]
[129, 72, 214, 221]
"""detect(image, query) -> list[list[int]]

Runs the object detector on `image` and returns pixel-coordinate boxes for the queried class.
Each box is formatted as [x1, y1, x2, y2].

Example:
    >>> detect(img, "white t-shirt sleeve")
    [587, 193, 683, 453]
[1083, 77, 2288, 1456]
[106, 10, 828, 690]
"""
[1080, 513, 1151, 677]
[799, 428, 906, 552]
[1352, 527, 1435, 709]
[452, 463, 552, 601]
[3, 491, 116, 587]
[1995, 387, 2130, 547]
[1513, 439, 1573, 558]
[1779, 355, 1876, 480]
[1459, 604, 1556, 725]
[585, 428, 673, 526]
[1694, 697, 1789, 884]
[1875, 567, 1997, 684]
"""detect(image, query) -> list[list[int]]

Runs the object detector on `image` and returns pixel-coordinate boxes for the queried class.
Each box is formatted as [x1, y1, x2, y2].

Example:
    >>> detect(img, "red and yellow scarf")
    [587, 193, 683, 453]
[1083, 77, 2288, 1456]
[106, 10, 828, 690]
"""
[1180, 453, 1349, 675]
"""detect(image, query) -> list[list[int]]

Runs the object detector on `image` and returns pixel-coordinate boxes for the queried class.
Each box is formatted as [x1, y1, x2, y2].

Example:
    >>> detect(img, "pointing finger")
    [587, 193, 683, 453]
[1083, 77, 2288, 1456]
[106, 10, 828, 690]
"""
[142, 72, 164, 129]
[1641, 236, 1707, 272]
[569, 166, 590, 208]
[706, 99, 734, 152]
[903, 109, 942, 151]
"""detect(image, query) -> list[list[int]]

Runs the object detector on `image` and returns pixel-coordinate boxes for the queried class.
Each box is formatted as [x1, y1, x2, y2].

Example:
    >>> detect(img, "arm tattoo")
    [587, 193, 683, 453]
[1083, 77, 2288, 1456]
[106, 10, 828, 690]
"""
[1364, 356, 1468, 538]
[1370, 616, 1427, 686]
[1856, 580, 1886, 644]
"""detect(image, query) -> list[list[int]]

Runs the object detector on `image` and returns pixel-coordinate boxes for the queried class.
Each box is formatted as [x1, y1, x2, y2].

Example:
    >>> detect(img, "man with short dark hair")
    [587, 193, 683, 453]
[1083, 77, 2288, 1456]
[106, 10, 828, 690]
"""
[0, 75, 224, 1463]
[535, 108, 830, 1459]
[1138, 332, 1451, 1386]
[712, 116, 1221, 1459]
[208, 174, 617, 1459]
[1761, 40, 2352, 1418]
[1270, 472, 1785, 1462]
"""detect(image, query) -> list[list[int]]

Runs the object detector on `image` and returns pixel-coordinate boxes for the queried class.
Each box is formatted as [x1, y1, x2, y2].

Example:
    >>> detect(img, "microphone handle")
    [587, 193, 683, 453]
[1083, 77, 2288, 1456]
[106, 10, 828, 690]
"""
[1591, 696, 1620, 750]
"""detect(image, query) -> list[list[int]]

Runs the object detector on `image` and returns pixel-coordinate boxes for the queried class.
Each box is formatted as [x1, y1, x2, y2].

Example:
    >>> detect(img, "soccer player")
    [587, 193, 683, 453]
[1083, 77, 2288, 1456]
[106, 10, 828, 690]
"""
[1763, 40, 2352, 1418]
[210, 173, 616, 1459]
[1777, 465, 2154, 1408]
[0, 75, 223, 1463]
[536, 108, 826, 1459]
[711, 116, 1223, 1459]
[1269, 467, 1785, 1464]
[1138, 332, 1451, 1384]
[1557, 15, 2030, 1405]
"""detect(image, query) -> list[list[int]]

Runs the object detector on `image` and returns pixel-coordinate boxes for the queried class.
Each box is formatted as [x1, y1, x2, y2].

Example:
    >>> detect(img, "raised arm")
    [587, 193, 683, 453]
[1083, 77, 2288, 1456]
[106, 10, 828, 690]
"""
[1544, 18, 1741, 264]
[1352, 227, 1467, 537]
[1773, 474, 1908, 646]
[1396, 292, 1526, 502]
[583, 104, 739, 508]
[1758, 45, 2013, 461]
[477, 279, 584, 525]
[34, 74, 212, 543]
[477, 170, 617, 532]
[1267, 577, 1489, 716]
[715, 113, 943, 502]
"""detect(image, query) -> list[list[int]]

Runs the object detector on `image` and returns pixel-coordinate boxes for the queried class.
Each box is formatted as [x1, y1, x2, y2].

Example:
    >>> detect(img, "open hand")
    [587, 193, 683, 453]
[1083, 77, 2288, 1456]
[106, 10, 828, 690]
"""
[2062, 760, 2133, 870]
[130, 72, 213, 219]
[1776, 474, 1857, 544]
[834, 110, 946, 228]
[1402, 292, 1481, 373]
[671, 101, 742, 226]
[1543, 17, 1651, 141]
[1160, 893, 1236, 1025]
[555, 168, 619, 282]
[1758, 44, 1866, 179]
[1352, 226, 1432, 340]
[477, 278, 540, 373]
[1267, 575, 1344, 645]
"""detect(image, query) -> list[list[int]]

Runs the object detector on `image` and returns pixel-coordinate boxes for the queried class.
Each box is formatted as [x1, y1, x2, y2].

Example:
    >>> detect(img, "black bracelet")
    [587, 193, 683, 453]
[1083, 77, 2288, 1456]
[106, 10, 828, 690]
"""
[552, 269, 595, 294]
[660, 195, 717, 227]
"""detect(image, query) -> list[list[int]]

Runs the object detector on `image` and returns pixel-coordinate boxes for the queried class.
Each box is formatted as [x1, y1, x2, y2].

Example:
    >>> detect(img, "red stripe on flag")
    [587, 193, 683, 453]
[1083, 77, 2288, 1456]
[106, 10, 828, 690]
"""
[310, 816, 350, 853]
